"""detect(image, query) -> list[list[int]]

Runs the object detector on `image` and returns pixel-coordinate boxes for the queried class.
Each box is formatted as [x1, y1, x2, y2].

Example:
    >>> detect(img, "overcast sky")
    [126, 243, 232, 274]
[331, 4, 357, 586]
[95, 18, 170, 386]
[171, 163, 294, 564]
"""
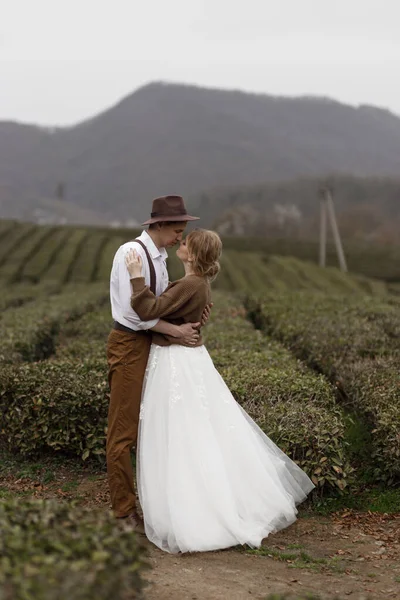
[2, 0, 400, 126]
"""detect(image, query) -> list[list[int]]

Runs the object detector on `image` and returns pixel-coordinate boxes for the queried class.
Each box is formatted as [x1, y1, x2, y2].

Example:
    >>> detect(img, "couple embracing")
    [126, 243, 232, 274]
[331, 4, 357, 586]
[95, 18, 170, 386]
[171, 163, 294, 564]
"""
[106, 195, 314, 554]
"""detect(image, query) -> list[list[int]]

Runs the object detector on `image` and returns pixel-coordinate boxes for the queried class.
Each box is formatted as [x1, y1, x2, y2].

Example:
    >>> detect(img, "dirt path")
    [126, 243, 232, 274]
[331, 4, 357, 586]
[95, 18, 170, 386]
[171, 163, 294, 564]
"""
[2, 471, 400, 599]
[142, 512, 400, 600]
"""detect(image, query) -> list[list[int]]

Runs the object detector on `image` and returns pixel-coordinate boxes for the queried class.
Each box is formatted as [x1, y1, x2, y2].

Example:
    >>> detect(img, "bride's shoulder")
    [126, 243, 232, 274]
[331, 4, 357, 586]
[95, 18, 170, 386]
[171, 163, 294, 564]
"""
[185, 275, 208, 287]
[174, 275, 208, 294]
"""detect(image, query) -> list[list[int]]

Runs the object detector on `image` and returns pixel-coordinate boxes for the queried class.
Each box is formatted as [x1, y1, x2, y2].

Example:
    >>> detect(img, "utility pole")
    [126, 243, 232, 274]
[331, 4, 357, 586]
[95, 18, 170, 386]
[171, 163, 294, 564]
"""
[319, 189, 327, 268]
[318, 182, 348, 272]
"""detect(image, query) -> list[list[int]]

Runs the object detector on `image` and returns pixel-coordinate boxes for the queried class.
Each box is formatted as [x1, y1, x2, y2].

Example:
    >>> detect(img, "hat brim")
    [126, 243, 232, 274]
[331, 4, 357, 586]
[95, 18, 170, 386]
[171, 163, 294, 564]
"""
[141, 214, 200, 226]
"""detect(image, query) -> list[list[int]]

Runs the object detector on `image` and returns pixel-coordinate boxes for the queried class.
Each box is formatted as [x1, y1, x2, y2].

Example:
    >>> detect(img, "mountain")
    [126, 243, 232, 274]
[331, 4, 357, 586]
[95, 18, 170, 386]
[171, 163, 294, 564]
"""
[1, 81, 400, 224]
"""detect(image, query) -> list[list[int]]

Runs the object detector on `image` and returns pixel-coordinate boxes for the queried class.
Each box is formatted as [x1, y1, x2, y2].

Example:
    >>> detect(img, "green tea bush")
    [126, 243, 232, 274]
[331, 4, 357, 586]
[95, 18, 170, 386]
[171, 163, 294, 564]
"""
[20, 227, 71, 283]
[55, 306, 111, 361]
[44, 229, 88, 282]
[67, 232, 110, 283]
[221, 235, 400, 282]
[245, 292, 400, 481]
[0, 223, 35, 269]
[0, 291, 354, 492]
[214, 251, 391, 297]
[0, 302, 112, 460]
[0, 359, 108, 460]
[205, 292, 355, 492]
[0, 284, 109, 365]
[96, 236, 126, 281]
[0, 283, 58, 313]
[0, 498, 149, 600]
[1, 226, 57, 283]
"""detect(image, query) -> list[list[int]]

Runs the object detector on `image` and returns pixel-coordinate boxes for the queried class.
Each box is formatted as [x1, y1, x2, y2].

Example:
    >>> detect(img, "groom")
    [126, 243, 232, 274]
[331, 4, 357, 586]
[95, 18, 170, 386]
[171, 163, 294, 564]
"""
[106, 195, 206, 531]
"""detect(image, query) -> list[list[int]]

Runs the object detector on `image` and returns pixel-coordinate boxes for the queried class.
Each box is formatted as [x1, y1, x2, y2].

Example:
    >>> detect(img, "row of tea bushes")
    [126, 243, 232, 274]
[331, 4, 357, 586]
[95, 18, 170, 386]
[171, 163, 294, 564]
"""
[245, 292, 400, 482]
[0, 300, 113, 460]
[216, 253, 390, 296]
[0, 498, 148, 600]
[221, 235, 400, 282]
[66, 231, 111, 283]
[0, 284, 109, 364]
[0, 359, 108, 459]
[167, 250, 392, 296]
[0, 282, 60, 313]
[0, 291, 354, 492]
[19, 227, 72, 284]
[0, 226, 58, 283]
[2, 218, 400, 283]
[54, 305, 113, 362]
[0, 223, 36, 271]
[204, 292, 355, 492]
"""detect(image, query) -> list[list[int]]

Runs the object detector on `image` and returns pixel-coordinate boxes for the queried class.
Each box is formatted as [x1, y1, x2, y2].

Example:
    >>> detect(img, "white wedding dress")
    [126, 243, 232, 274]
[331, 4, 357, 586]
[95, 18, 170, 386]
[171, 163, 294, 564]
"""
[137, 344, 315, 554]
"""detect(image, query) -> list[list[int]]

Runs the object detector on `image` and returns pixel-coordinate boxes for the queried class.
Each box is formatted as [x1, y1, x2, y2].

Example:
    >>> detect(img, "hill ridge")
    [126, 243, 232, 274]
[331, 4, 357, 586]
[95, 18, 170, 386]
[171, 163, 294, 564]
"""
[1, 81, 400, 224]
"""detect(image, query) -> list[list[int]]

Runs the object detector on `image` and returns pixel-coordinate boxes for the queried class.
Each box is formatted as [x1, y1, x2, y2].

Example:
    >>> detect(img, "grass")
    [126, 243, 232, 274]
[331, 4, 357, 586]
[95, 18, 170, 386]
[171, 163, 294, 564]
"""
[308, 487, 400, 515]
[61, 481, 80, 492]
[0, 451, 104, 481]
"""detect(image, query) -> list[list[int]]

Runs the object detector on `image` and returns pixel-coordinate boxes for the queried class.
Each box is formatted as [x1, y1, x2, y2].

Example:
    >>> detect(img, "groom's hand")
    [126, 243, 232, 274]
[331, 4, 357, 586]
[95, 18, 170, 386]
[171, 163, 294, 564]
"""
[200, 302, 213, 327]
[175, 322, 201, 346]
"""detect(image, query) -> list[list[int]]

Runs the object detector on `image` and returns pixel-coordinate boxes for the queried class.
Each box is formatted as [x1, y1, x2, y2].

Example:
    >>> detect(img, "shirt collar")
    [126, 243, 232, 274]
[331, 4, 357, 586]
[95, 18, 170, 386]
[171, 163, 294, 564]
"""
[140, 230, 168, 260]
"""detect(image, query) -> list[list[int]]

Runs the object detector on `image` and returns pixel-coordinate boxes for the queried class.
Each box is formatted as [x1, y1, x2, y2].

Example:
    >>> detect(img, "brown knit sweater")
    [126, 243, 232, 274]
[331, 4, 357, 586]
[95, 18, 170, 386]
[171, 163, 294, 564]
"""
[130, 275, 211, 347]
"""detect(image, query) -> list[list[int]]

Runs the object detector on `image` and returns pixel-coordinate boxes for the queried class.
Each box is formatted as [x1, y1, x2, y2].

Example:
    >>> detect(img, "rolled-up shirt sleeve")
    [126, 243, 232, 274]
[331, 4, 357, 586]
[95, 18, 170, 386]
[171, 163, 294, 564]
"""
[114, 245, 159, 330]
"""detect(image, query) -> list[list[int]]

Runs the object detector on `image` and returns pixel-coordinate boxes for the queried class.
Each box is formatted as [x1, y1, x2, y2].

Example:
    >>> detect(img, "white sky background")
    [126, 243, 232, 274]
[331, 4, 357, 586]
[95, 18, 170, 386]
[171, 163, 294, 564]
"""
[1, 0, 400, 126]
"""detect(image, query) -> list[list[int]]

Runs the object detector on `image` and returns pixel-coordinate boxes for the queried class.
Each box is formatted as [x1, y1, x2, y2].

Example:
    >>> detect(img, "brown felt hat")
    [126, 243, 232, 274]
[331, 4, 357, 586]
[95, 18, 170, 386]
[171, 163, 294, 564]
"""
[141, 195, 200, 226]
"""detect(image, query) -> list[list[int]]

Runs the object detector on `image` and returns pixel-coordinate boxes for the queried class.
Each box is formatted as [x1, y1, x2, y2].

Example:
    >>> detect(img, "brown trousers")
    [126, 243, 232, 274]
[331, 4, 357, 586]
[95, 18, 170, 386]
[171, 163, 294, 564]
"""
[106, 328, 151, 517]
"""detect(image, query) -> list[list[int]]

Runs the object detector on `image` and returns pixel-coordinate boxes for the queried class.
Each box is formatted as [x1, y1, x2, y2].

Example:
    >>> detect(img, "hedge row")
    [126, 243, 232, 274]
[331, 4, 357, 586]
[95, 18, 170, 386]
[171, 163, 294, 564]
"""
[0, 284, 109, 365]
[204, 292, 355, 492]
[168, 251, 391, 297]
[20, 227, 72, 283]
[2, 219, 400, 284]
[0, 283, 60, 313]
[0, 498, 148, 600]
[96, 236, 126, 281]
[0, 359, 108, 459]
[67, 231, 110, 283]
[221, 235, 400, 282]
[0, 291, 354, 493]
[54, 304, 112, 361]
[245, 291, 400, 482]
[44, 229, 88, 282]
[216, 252, 389, 296]
[0, 223, 35, 269]
[0, 300, 111, 460]
[0, 226, 57, 283]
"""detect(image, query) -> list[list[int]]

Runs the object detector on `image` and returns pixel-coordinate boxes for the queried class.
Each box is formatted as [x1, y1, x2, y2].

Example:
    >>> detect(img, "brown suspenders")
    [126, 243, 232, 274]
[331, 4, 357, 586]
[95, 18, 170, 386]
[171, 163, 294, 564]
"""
[133, 238, 157, 295]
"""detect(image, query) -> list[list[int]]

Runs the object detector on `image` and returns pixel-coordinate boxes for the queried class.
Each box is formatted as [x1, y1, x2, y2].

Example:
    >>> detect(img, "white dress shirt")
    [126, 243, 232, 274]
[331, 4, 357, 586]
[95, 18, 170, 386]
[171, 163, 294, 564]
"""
[110, 230, 169, 330]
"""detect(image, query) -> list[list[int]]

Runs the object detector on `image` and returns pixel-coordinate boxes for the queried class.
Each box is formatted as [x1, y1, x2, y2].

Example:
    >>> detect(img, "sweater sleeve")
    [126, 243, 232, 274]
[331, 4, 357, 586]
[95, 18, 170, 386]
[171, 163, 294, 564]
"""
[129, 277, 200, 320]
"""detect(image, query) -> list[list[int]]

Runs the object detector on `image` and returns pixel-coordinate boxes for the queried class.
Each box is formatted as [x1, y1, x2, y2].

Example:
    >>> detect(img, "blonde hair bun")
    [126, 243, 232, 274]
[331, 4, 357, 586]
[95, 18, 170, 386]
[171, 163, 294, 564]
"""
[186, 229, 222, 282]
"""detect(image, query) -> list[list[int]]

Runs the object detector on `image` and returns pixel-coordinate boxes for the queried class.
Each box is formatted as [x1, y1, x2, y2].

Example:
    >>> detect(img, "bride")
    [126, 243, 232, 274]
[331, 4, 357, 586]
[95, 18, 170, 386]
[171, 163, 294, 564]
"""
[125, 229, 315, 554]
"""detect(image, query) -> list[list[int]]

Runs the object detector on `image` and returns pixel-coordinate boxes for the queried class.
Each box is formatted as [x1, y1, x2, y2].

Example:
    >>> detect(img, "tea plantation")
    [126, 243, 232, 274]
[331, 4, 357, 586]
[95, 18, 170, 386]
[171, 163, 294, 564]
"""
[0, 219, 399, 599]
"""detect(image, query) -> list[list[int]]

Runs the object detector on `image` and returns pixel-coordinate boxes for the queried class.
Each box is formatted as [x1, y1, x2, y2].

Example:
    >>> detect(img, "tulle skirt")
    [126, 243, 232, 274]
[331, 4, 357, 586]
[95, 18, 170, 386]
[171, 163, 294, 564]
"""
[137, 344, 315, 554]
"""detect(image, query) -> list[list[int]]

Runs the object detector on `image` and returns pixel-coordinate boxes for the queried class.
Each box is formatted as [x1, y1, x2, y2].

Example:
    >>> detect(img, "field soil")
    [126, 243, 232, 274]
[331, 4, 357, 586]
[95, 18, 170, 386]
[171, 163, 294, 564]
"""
[1, 468, 399, 600]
